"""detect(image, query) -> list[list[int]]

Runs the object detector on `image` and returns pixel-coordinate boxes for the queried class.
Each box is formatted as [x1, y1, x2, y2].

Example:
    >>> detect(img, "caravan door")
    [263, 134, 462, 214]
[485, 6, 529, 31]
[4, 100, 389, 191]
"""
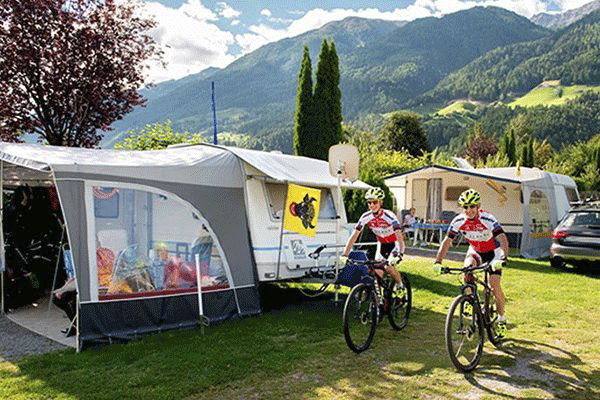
[412, 179, 428, 219]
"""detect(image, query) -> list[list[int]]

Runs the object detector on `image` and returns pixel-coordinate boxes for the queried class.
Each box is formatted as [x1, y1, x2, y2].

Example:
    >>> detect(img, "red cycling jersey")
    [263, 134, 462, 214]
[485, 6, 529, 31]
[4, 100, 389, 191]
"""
[447, 209, 504, 253]
[355, 209, 401, 244]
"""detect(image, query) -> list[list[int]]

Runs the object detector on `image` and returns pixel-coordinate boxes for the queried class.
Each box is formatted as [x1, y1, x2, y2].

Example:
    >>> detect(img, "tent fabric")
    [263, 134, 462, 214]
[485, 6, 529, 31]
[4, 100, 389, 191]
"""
[0, 143, 370, 190]
[0, 142, 369, 349]
[0, 142, 244, 188]
[56, 181, 88, 298]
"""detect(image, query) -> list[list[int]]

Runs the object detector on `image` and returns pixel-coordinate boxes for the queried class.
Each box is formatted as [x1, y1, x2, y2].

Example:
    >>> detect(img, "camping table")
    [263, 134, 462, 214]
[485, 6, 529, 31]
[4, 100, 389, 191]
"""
[412, 223, 450, 246]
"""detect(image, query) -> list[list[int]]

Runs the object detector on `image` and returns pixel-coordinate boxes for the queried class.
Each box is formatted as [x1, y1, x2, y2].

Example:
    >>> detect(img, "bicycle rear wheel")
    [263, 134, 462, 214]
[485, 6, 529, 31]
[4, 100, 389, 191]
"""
[387, 273, 412, 331]
[484, 289, 503, 346]
[343, 283, 377, 353]
[445, 294, 484, 372]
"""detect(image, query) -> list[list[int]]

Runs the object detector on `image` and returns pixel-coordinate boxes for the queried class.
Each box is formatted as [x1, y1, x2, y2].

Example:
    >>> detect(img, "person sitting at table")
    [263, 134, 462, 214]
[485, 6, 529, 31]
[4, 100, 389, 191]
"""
[402, 207, 417, 238]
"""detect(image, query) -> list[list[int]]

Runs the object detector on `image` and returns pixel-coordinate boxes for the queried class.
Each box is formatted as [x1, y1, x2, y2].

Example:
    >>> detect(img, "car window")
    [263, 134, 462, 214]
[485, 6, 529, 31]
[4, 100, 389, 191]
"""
[561, 211, 600, 227]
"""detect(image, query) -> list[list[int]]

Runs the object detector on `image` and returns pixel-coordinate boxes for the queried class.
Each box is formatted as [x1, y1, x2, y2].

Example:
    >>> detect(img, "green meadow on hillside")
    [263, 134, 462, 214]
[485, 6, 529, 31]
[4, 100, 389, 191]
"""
[1, 256, 598, 400]
[436, 100, 481, 115]
[508, 84, 600, 108]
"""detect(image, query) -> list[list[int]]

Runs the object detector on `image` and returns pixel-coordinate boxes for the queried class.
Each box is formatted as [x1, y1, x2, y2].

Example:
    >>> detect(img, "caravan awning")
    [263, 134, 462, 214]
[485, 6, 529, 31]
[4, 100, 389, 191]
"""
[211, 145, 371, 190]
[386, 164, 552, 185]
[0, 142, 371, 190]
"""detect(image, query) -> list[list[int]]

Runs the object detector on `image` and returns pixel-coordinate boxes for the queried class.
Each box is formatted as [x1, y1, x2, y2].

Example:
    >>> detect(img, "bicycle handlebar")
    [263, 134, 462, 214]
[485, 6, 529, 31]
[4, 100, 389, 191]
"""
[436, 262, 493, 275]
[348, 259, 389, 271]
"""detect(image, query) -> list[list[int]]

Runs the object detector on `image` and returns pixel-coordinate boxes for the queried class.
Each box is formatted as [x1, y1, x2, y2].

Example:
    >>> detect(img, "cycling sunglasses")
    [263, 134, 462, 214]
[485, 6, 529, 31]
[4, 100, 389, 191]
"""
[367, 200, 380, 205]
[463, 205, 478, 209]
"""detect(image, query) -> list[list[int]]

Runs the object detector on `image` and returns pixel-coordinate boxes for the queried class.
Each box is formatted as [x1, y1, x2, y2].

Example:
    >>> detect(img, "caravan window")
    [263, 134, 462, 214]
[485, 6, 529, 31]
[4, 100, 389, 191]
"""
[92, 186, 230, 300]
[265, 183, 336, 220]
[528, 190, 552, 235]
[566, 188, 579, 203]
[445, 186, 469, 201]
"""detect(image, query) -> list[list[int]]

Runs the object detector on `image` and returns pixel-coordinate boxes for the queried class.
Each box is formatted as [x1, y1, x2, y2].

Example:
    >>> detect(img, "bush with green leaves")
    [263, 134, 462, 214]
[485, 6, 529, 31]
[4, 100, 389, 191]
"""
[115, 121, 206, 150]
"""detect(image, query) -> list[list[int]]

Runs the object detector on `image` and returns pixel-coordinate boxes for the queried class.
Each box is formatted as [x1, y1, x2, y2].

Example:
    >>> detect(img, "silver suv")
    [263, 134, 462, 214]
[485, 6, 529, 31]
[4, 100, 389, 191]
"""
[550, 202, 600, 269]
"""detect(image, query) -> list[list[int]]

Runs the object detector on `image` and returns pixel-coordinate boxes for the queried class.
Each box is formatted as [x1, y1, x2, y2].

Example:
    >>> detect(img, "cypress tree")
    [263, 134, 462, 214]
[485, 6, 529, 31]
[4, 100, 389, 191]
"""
[508, 129, 516, 166]
[594, 144, 600, 171]
[500, 130, 510, 164]
[312, 38, 332, 160]
[528, 137, 535, 167]
[520, 141, 529, 168]
[293, 45, 313, 156]
[328, 40, 343, 146]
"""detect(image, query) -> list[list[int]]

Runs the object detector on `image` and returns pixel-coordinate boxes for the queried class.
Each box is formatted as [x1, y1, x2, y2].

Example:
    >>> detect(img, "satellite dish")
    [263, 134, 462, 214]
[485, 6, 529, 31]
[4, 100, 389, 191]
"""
[328, 144, 359, 182]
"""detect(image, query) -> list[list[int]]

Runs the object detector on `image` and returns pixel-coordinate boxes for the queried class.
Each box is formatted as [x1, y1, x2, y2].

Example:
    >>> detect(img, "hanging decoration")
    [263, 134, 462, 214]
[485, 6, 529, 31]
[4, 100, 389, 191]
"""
[93, 186, 119, 199]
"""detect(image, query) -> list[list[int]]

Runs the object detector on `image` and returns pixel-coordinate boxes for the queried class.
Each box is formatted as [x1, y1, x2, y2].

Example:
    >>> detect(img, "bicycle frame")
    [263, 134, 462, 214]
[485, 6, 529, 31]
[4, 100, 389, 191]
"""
[445, 262, 495, 330]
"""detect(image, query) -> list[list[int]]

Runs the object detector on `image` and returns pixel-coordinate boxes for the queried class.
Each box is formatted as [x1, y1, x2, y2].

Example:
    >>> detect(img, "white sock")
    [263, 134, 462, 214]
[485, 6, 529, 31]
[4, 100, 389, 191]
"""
[498, 315, 506, 323]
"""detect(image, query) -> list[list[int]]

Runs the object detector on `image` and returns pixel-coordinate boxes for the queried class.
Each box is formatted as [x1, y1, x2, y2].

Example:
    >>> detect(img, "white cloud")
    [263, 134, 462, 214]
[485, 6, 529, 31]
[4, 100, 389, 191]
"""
[216, 2, 240, 19]
[231, 19, 240, 26]
[143, 0, 236, 83]
[260, 9, 272, 17]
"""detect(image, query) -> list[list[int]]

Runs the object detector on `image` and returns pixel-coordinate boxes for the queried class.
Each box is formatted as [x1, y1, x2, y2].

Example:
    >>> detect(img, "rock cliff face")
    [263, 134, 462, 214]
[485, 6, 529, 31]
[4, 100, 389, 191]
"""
[531, 0, 600, 30]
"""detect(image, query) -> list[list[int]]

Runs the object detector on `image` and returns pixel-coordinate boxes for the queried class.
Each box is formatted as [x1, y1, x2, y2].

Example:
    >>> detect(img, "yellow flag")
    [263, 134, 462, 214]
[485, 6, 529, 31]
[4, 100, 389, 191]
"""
[516, 160, 521, 177]
[283, 184, 321, 237]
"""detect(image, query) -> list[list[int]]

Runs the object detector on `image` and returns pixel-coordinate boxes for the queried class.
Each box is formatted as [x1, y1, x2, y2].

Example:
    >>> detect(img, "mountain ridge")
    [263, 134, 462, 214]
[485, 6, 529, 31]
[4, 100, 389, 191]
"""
[106, 7, 549, 150]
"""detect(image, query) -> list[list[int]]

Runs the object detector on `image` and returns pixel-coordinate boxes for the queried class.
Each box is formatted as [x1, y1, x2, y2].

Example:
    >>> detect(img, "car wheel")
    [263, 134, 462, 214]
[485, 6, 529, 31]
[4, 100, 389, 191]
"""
[550, 257, 566, 269]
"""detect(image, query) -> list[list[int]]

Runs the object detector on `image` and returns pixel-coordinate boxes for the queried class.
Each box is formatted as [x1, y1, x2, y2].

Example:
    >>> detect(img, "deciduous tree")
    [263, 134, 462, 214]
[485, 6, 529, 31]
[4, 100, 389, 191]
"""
[381, 111, 431, 157]
[0, 0, 162, 147]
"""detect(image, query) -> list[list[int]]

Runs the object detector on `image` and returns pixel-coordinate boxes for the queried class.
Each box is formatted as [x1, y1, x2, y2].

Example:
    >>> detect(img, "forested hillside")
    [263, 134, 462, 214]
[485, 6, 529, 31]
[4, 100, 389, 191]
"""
[424, 92, 600, 151]
[417, 10, 600, 105]
[107, 7, 548, 150]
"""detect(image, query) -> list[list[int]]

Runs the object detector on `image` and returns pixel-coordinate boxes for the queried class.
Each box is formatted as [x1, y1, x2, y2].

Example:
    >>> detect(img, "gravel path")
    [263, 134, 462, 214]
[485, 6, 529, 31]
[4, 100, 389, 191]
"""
[0, 314, 67, 362]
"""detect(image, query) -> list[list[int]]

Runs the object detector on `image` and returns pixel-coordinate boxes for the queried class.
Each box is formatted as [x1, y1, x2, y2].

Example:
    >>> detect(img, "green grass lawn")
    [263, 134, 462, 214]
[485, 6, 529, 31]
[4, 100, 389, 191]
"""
[508, 84, 600, 108]
[1, 256, 599, 399]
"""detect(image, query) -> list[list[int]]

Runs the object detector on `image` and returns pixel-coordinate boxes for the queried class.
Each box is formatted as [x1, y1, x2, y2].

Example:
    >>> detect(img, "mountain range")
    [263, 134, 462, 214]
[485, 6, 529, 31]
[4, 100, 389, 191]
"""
[531, 0, 600, 30]
[105, 3, 600, 150]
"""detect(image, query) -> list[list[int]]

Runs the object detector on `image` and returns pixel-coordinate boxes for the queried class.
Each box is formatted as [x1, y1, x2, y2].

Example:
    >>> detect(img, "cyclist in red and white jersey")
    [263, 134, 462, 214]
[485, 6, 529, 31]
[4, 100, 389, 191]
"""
[434, 189, 509, 336]
[341, 187, 405, 288]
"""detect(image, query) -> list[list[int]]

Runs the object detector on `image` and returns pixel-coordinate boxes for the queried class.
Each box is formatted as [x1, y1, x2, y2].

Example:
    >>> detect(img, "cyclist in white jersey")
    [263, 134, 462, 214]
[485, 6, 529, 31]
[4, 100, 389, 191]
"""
[341, 187, 405, 288]
[434, 189, 509, 336]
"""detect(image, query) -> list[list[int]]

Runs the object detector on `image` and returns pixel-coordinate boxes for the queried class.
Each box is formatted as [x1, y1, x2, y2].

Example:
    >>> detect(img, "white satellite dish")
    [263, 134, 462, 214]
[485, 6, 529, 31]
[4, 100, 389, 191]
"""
[328, 144, 359, 182]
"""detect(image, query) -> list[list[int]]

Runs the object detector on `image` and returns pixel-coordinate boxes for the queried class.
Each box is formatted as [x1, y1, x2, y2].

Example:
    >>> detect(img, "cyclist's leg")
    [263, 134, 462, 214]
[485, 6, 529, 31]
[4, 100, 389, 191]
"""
[380, 243, 401, 284]
[489, 249, 506, 317]
[463, 247, 479, 295]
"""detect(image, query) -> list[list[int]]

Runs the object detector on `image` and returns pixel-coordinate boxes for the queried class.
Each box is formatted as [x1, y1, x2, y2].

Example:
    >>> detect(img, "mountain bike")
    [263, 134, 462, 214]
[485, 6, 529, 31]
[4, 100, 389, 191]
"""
[436, 262, 504, 372]
[342, 259, 412, 353]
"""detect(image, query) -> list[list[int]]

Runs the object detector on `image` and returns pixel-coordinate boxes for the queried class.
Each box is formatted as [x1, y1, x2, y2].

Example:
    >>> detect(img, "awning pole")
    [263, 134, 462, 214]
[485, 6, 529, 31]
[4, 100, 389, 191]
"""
[195, 254, 206, 335]
[334, 165, 342, 304]
[275, 181, 288, 280]
[0, 160, 4, 315]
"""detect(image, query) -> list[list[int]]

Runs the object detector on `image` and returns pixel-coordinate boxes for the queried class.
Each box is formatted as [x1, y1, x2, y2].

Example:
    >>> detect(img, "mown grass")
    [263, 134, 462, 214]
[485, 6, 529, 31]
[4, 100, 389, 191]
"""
[508, 84, 600, 108]
[1, 256, 599, 399]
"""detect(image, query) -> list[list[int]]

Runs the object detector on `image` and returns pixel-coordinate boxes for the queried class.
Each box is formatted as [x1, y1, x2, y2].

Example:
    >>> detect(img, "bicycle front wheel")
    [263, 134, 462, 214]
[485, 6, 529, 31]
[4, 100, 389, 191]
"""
[343, 283, 377, 353]
[387, 273, 412, 331]
[445, 294, 484, 372]
[484, 289, 503, 347]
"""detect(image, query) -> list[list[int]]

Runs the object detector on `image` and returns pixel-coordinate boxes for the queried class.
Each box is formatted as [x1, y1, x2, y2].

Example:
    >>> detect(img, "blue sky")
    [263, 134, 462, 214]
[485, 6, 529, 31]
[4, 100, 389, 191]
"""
[141, 1, 592, 83]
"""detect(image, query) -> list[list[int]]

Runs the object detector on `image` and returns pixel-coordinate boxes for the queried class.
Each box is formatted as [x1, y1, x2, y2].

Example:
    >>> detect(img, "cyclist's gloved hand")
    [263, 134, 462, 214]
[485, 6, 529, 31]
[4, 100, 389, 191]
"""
[433, 262, 443, 274]
[388, 252, 402, 266]
[339, 255, 349, 266]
